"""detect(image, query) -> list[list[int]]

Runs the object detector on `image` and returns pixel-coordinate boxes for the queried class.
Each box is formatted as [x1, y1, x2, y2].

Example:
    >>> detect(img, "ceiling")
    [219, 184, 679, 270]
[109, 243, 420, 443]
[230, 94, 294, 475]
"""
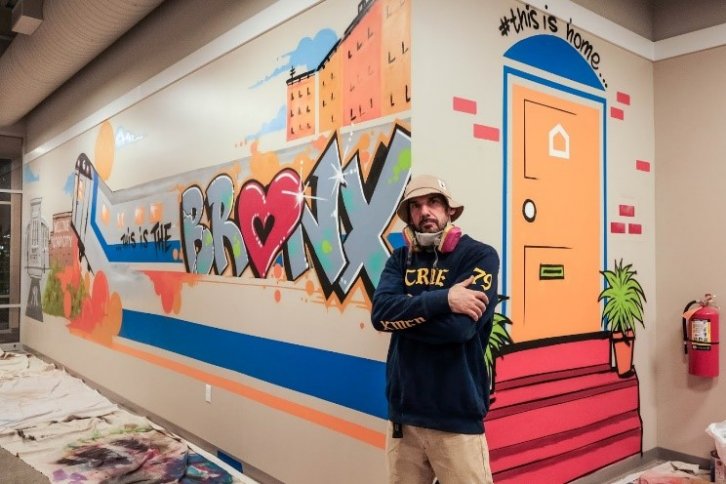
[1, 0, 726, 131]
[0, 0, 165, 129]
[572, 0, 726, 41]
[0, 0, 19, 58]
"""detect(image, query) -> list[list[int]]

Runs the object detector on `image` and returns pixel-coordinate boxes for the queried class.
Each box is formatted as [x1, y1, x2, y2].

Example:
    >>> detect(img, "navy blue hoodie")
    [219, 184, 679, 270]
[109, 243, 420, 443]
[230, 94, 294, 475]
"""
[371, 234, 499, 434]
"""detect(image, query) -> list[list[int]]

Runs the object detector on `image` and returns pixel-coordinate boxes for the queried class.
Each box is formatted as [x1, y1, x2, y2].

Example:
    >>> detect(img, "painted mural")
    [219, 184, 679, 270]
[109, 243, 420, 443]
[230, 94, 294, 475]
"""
[21, 0, 656, 482]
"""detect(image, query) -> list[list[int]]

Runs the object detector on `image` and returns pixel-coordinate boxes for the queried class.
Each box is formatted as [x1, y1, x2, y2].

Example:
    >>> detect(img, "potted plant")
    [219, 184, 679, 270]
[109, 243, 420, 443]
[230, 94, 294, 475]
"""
[486, 295, 513, 397]
[598, 259, 646, 377]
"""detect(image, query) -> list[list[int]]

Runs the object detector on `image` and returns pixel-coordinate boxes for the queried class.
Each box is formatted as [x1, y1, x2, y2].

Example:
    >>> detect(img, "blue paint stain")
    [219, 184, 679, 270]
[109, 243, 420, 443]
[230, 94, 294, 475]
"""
[24, 165, 39, 183]
[245, 105, 288, 142]
[64, 173, 75, 195]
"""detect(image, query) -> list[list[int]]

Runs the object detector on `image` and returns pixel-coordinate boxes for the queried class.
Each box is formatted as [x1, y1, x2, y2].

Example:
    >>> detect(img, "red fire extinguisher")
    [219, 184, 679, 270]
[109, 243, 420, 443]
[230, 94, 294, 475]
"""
[682, 294, 720, 377]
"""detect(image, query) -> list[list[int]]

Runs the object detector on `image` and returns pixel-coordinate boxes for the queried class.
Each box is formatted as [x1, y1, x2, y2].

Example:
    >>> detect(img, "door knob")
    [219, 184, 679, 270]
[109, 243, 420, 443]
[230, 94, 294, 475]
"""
[523, 199, 536, 222]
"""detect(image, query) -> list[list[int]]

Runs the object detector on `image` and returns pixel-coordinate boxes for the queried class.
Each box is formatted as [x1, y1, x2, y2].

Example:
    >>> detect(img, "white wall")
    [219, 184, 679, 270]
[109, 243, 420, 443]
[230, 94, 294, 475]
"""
[654, 44, 726, 459]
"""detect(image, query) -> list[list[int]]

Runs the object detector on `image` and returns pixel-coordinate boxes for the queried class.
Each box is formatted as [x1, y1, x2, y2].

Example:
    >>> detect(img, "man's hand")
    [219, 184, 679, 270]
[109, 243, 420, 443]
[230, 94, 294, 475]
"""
[448, 276, 489, 321]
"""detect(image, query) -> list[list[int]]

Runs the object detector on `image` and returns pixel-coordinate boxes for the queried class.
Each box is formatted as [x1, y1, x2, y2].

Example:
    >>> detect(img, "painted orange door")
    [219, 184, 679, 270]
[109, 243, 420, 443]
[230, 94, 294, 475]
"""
[510, 84, 601, 342]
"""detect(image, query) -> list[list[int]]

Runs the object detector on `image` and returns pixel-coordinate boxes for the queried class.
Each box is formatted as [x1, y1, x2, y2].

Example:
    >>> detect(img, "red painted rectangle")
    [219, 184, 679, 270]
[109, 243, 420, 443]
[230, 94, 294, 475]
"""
[490, 412, 641, 473]
[491, 371, 624, 409]
[473, 124, 500, 141]
[611, 222, 626, 233]
[617, 91, 631, 105]
[619, 205, 635, 217]
[494, 338, 610, 382]
[453, 96, 477, 114]
[636, 160, 651, 172]
[629, 223, 642, 234]
[610, 107, 624, 120]
[494, 430, 641, 483]
[486, 386, 639, 448]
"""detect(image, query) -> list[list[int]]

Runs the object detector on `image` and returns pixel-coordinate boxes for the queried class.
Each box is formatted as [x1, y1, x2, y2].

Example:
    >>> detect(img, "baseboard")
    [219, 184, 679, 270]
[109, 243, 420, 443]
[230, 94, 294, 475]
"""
[654, 447, 712, 469]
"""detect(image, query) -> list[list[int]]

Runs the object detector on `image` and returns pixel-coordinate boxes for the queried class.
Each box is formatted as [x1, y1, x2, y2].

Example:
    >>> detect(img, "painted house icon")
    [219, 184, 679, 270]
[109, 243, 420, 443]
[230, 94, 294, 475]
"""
[549, 123, 570, 159]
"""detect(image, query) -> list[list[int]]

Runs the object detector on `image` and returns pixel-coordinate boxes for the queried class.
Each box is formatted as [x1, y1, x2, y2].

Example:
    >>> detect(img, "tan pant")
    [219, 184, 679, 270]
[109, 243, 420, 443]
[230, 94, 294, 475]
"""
[386, 422, 494, 484]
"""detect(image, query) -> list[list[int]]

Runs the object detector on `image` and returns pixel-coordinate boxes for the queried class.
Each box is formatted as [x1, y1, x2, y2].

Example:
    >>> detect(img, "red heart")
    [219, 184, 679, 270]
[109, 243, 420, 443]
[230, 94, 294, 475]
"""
[237, 169, 302, 277]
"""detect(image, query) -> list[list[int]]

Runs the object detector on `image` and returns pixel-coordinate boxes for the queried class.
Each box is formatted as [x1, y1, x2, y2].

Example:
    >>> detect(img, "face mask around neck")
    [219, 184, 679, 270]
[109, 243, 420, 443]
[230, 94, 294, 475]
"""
[414, 230, 443, 248]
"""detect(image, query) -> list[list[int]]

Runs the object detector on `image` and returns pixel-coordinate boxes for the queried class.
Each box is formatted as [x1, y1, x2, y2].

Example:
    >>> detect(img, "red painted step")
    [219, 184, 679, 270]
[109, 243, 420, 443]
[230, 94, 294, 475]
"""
[484, 335, 643, 482]
[493, 427, 642, 483]
[489, 411, 641, 474]
[489, 368, 634, 411]
[495, 336, 611, 383]
[486, 380, 639, 449]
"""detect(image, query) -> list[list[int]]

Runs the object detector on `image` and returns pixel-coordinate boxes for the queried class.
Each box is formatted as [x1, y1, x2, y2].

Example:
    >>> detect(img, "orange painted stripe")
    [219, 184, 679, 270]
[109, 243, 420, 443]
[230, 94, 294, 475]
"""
[111, 341, 385, 449]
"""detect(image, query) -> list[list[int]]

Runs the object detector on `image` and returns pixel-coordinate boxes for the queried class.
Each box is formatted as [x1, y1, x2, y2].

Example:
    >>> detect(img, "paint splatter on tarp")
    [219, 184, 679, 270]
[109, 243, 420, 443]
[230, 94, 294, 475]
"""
[182, 452, 236, 483]
[50, 427, 188, 482]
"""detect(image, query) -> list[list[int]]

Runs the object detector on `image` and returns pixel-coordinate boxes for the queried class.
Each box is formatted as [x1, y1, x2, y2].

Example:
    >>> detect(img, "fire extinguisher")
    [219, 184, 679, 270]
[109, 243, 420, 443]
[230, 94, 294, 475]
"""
[682, 294, 720, 377]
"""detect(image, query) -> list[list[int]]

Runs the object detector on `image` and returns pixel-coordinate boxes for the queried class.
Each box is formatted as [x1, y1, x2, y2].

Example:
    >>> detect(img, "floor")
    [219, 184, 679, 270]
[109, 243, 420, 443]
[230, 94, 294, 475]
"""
[575, 458, 712, 483]
[0, 446, 49, 483]
[0, 346, 714, 484]
[0, 350, 256, 484]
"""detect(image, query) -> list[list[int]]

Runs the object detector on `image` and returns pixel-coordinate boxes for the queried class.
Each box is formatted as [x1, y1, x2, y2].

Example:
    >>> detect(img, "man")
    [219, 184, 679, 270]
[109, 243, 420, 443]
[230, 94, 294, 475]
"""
[371, 174, 499, 484]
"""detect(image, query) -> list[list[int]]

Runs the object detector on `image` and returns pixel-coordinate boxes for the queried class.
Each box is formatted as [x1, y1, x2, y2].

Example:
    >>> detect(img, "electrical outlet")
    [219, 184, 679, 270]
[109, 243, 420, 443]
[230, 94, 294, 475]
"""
[205, 384, 212, 403]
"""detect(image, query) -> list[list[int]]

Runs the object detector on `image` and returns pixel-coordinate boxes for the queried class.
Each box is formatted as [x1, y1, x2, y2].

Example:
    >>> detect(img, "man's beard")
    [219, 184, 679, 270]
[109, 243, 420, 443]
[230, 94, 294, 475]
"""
[414, 217, 445, 233]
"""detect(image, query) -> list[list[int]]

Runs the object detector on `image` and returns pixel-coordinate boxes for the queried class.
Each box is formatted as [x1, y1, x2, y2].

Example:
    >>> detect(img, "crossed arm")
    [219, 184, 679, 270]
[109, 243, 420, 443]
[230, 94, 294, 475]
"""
[371, 247, 499, 344]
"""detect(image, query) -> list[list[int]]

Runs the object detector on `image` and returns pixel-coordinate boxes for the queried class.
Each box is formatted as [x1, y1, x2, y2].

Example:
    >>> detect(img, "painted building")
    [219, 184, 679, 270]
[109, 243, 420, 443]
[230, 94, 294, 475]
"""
[287, 0, 410, 141]
[49, 212, 76, 269]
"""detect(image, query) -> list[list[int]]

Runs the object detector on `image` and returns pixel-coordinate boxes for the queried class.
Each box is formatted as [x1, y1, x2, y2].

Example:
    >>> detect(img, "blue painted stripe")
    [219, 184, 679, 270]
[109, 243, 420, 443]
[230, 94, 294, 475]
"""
[118, 309, 387, 418]
[90, 174, 180, 263]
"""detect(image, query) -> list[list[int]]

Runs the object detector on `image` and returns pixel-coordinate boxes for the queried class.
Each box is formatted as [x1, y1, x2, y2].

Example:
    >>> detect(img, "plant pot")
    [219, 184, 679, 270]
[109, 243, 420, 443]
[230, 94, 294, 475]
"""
[611, 330, 635, 377]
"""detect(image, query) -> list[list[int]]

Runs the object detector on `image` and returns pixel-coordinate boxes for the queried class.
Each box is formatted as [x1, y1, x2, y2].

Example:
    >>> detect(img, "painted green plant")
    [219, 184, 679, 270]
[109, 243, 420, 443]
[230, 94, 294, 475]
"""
[42, 263, 87, 318]
[598, 259, 646, 334]
[485, 295, 513, 390]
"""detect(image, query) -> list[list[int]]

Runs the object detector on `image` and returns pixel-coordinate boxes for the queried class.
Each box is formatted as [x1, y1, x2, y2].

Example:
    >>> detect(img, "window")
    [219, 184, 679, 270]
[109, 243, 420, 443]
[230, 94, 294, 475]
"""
[0, 157, 22, 345]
